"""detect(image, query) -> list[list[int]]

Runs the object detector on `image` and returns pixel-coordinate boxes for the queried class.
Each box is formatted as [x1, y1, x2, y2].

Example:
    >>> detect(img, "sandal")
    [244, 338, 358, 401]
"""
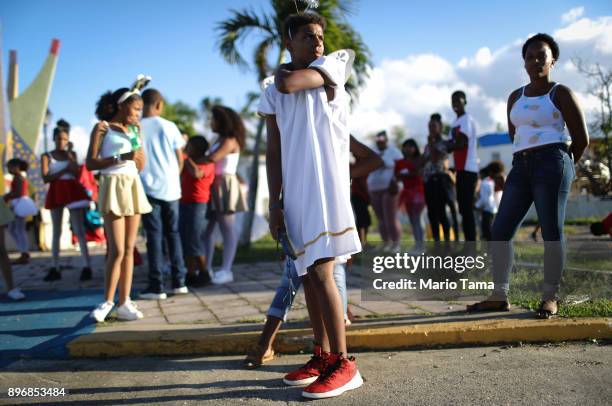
[536, 299, 558, 319]
[243, 345, 275, 369]
[466, 300, 511, 312]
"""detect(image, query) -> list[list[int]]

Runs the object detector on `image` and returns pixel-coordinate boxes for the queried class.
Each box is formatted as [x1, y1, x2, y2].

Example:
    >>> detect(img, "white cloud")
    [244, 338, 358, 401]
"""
[70, 125, 91, 164]
[349, 13, 612, 145]
[561, 7, 585, 24]
[555, 16, 612, 54]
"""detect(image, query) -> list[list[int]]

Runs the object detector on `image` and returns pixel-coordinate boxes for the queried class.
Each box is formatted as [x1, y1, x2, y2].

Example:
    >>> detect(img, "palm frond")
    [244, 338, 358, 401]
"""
[254, 36, 276, 80]
[216, 8, 276, 70]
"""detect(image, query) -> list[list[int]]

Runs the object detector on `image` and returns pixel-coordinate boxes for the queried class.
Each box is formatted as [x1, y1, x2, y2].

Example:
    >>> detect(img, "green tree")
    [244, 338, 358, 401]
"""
[162, 101, 199, 137]
[217, 0, 371, 245]
[573, 58, 612, 169]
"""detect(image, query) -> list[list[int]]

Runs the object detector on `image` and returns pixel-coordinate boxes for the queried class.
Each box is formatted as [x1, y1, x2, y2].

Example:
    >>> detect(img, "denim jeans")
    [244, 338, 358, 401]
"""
[179, 202, 208, 257]
[490, 143, 575, 300]
[143, 196, 186, 292]
[267, 260, 348, 322]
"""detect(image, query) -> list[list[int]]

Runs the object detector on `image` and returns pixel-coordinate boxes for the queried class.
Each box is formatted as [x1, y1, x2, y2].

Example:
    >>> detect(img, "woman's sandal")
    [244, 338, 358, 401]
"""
[535, 299, 558, 319]
[466, 300, 511, 312]
[243, 345, 275, 369]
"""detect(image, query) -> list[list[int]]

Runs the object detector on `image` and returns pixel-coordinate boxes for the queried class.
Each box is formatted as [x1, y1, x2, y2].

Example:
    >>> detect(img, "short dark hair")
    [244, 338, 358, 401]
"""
[452, 90, 466, 100]
[186, 135, 209, 160]
[283, 12, 327, 40]
[211, 105, 246, 150]
[142, 88, 163, 107]
[7, 158, 28, 172]
[376, 130, 388, 140]
[522, 33, 560, 60]
[95, 88, 142, 121]
[430, 113, 442, 123]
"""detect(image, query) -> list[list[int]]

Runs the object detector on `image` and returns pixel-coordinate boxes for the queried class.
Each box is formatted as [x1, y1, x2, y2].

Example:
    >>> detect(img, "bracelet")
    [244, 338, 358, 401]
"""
[269, 201, 283, 211]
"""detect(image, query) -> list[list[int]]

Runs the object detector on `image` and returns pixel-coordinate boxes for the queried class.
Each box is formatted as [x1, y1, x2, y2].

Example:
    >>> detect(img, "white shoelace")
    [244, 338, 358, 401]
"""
[96, 301, 113, 311]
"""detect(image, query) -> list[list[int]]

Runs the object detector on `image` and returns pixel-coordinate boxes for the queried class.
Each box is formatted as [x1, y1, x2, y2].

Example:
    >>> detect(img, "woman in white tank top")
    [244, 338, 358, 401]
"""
[202, 106, 247, 285]
[467, 33, 589, 318]
[87, 83, 152, 323]
[40, 120, 92, 281]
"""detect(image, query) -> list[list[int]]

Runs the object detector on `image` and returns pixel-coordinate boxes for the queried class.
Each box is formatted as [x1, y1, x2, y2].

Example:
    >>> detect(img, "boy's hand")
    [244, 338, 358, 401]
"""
[269, 208, 285, 241]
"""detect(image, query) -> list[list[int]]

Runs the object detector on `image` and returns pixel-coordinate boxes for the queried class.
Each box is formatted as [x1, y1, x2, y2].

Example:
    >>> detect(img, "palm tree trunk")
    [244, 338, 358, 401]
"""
[239, 117, 265, 246]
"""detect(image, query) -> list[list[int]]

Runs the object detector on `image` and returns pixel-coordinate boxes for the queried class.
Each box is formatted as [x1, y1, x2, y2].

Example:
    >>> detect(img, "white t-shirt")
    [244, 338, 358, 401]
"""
[475, 177, 497, 214]
[449, 113, 479, 173]
[258, 49, 361, 276]
[139, 116, 185, 201]
[366, 146, 403, 192]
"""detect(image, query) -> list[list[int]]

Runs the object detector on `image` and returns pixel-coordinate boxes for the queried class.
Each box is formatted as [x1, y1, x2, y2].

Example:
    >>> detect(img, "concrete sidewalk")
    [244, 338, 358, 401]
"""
[1, 243, 610, 363]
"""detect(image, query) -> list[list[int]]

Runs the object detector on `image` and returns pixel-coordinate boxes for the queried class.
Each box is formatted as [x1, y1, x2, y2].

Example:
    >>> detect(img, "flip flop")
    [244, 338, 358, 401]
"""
[244, 346, 275, 369]
[535, 300, 558, 319]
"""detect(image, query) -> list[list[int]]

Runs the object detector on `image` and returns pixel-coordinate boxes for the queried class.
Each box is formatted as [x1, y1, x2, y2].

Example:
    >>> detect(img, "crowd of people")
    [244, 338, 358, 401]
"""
[0, 84, 249, 312]
[0, 9, 595, 399]
[355, 104, 504, 251]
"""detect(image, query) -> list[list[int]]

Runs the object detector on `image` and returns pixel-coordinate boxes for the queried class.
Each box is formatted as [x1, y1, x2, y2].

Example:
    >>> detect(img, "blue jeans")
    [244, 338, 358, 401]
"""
[179, 202, 208, 257]
[490, 143, 575, 300]
[268, 260, 348, 322]
[143, 196, 186, 292]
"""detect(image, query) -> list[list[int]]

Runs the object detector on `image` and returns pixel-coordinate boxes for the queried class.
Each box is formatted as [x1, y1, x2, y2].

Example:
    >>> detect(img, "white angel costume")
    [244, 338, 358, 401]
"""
[258, 49, 362, 276]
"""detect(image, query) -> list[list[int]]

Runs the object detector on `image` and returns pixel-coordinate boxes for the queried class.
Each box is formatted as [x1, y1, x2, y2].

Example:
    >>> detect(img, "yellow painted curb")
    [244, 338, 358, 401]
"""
[68, 317, 611, 358]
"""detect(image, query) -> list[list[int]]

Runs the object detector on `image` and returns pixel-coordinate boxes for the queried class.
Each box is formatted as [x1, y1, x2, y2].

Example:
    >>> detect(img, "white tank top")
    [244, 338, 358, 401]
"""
[100, 128, 137, 176]
[211, 140, 240, 175]
[47, 152, 74, 180]
[509, 84, 571, 153]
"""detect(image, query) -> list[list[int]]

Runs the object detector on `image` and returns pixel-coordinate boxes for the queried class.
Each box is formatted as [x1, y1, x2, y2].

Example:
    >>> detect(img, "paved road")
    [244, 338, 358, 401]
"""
[1, 342, 610, 405]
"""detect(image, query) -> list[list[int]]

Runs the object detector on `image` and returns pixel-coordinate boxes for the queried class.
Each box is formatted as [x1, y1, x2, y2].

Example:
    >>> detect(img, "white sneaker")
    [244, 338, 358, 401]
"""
[382, 243, 393, 253]
[116, 299, 144, 321]
[91, 301, 114, 322]
[173, 286, 189, 295]
[7, 288, 25, 300]
[139, 289, 167, 300]
[212, 270, 234, 285]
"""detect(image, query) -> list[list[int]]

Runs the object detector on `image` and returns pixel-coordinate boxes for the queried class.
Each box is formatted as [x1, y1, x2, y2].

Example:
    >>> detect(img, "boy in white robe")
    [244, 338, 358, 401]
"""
[258, 12, 363, 399]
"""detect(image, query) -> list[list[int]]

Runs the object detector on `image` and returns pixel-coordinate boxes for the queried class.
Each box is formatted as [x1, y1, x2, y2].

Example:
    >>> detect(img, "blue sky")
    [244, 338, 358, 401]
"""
[2, 0, 611, 145]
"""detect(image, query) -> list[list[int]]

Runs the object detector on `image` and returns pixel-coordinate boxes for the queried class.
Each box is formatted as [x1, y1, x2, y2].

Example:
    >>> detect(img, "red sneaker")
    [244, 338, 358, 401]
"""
[283, 344, 329, 386]
[302, 353, 363, 399]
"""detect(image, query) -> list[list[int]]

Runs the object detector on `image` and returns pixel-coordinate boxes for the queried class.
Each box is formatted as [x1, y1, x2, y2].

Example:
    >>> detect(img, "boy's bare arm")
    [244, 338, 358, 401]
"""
[275, 66, 329, 94]
[350, 136, 383, 178]
[265, 115, 284, 240]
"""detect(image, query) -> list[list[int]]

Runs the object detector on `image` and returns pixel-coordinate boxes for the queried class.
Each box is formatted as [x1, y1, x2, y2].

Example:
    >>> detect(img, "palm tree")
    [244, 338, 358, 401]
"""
[217, 0, 371, 246]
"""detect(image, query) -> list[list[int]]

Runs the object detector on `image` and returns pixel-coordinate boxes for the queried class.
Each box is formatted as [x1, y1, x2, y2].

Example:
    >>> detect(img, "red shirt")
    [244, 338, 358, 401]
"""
[394, 159, 424, 195]
[451, 125, 468, 171]
[350, 175, 369, 202]
[10, 175, 28, 197]
[180, 160, 215, 203]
